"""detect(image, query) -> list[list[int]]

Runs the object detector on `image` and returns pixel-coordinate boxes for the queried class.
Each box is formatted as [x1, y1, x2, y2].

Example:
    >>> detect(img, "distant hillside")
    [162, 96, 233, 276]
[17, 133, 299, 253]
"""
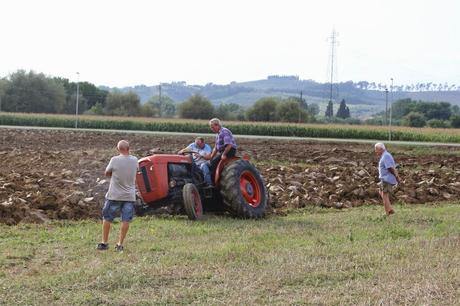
[100, 76, 460, 118]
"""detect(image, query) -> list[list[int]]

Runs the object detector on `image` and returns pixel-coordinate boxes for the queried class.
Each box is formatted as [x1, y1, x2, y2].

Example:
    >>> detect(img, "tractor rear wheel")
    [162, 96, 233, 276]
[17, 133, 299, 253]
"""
[183, 183, 203, 220]
[219, 160, 267, 218]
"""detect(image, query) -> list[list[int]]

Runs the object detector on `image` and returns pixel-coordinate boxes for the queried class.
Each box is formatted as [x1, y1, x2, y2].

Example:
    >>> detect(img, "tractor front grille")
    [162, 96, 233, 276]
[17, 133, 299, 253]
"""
[140, 166, 151, 192]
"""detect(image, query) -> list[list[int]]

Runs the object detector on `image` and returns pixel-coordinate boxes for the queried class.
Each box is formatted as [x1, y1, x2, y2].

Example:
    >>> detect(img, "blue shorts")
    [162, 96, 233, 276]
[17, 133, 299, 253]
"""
[102, 200, 134, 222]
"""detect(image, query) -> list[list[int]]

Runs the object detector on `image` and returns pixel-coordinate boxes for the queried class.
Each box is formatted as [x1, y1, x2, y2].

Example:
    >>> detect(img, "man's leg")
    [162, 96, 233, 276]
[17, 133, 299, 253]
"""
[102, 220, 111, 243]
[379, 187, 394, 215]
[98, 200, 116, 250]
[209, 153, 222, 183]
[227, 147, 236, 158]
[101, 200, 116, 244]
[118, 222, 130, 246]
[117, 202, 134, 247]
[200, 163, 212, 185]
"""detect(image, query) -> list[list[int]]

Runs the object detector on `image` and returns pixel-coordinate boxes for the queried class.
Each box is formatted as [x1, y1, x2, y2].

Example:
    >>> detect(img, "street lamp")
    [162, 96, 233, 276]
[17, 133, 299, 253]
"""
[385, 87, 388, 125]
[75, 72, 80, 129]
[389, 78, 394, 141]
[158, 84, 162, 118]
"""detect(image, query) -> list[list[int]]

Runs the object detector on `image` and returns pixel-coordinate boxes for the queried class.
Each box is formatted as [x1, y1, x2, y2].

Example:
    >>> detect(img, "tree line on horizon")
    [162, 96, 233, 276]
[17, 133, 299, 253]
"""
[0, 70, 459, 128]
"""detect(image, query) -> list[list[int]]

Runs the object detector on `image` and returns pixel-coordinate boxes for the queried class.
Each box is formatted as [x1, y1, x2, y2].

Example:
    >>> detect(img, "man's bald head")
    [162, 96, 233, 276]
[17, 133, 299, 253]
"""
[117, 140, 130, 155]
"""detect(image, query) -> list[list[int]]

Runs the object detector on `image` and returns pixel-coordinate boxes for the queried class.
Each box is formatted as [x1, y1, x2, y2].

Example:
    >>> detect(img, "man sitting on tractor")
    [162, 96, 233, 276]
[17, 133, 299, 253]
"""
[178, 137, 212, 186]
[207, 118, 237, 181]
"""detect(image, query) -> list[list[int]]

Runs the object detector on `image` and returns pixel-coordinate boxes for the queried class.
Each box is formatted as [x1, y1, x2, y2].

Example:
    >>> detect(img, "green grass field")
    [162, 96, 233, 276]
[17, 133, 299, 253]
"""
[1, 204, 459, 305]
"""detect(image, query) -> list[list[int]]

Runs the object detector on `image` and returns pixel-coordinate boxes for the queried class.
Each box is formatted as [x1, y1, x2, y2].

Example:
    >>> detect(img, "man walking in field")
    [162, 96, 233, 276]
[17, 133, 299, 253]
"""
[97, 140, 138, 251]
[374, 142, 401, 216]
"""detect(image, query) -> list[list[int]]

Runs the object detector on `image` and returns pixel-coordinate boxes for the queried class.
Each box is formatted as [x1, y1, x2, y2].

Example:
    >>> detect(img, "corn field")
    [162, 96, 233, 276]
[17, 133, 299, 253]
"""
[1, 113, 459, 143]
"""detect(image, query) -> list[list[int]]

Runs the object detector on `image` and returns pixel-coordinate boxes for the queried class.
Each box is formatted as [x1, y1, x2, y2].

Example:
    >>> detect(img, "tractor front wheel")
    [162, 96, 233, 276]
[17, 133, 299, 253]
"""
[219, 160, 267, 218]
[183, 183, 203, 220]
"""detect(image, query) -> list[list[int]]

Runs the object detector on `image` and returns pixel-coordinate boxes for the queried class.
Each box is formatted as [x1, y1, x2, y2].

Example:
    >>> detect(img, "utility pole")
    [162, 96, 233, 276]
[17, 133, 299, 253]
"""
[75, 72, 80, 129]
[158, 84, 162, 118]
[327, 29, 339, 117]
[389, 78, 394, 141]
[385, 87, 388, 125]
[298, 90, 303, 123]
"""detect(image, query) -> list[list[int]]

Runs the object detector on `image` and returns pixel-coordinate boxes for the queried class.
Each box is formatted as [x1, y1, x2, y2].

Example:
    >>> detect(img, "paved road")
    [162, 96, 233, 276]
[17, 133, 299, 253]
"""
[2, 125, 460, 147]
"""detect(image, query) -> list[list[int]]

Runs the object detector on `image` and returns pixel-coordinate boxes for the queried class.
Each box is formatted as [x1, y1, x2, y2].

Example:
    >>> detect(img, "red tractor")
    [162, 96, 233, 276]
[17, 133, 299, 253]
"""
[135, 152, 268, 219]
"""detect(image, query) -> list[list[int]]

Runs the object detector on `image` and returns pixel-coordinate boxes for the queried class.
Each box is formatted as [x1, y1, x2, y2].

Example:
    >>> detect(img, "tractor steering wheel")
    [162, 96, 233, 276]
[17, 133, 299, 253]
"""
[179, 150, 200, 155]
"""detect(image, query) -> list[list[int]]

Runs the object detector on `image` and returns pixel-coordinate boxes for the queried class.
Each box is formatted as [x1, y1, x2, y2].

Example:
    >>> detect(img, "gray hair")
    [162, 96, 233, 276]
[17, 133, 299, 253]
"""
[117, 140, 130, 151]
[209, 118, 221, 126]
[374, 142, 386, 150]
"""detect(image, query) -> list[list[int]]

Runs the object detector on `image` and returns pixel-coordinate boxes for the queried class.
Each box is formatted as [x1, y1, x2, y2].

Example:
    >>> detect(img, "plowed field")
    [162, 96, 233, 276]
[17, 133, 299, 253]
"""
[1, 128, 459, 224]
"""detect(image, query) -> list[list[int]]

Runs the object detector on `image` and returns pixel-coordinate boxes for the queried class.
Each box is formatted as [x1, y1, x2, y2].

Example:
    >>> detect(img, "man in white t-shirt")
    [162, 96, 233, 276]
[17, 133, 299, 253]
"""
[97, 140, 138, 251]
[375, 142, 401, 216]
[178, 137, 212, 185]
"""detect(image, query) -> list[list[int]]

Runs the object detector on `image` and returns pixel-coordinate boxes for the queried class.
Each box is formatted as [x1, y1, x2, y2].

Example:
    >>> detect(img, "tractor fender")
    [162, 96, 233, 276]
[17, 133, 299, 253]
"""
[214, 153, 250, 186]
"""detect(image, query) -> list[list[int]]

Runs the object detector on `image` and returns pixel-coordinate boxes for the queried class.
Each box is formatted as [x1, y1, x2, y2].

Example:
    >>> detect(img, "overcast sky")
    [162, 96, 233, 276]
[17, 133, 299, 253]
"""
[1, 0, 459, 87]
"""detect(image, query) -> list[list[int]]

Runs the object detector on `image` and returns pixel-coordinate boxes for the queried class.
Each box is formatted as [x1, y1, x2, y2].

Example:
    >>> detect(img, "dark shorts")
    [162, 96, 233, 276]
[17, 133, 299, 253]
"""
[378, 181, 395, 194]
[102, 200, 134, 222]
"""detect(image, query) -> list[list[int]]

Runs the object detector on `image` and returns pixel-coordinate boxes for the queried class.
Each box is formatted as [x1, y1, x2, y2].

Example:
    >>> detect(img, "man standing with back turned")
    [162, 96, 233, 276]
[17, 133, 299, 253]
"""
[374, 142, 401, 216]
[97, 140, 138, 251]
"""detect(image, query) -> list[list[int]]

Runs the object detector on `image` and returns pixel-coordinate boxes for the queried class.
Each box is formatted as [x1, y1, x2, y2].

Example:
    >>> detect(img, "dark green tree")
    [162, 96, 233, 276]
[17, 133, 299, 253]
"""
[450, 114, 460, 128]
[336, 99, 350, 119]
[452, 105, 460, 115]
[325, 100, 334, 118]
[139, 103, 157, 117]
[215, 103, 243, 121]
[178, 94, 214, 119]
[104, 90, 141, 116]
[402, 112, 426, 127]
[146, 95, 176, 117]
[2, 70, 66, 113]
[426, 119, 449, 128]
[54, 77, 108, 114]
[277, 99, 312, 123]
[246, 97, 279, 121]
[0, 78, 7, 111]
[391, 98, 416, 119]
[307, 103, 320, 116]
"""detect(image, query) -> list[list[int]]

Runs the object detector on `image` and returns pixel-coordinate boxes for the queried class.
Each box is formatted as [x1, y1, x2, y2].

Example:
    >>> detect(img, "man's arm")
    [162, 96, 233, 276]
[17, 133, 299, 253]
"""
[388, 167, 401, 183]
[178, 147, 188, 154]
[206, 146, 217, 160]
[221, 144, 233, 160]
[105, 158, 113, 177]
[178, 144, 193, 154]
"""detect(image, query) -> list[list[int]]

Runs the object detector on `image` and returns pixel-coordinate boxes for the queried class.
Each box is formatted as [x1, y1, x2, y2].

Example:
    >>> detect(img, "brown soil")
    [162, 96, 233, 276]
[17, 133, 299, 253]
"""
[1, 128, 459, 224]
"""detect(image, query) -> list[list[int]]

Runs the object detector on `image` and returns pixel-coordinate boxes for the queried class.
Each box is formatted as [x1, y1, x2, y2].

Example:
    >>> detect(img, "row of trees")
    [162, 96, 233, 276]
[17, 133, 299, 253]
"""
[370, 98, 460, 128]
[354, 81, 460, 92]
[178, 95, 320, 123]
[0, 70, 109, 115]
[0, 70, 176, 118]
[0, 70, 321, 123]
[2, 70, 460, 128]
[325, 99, 351, 119]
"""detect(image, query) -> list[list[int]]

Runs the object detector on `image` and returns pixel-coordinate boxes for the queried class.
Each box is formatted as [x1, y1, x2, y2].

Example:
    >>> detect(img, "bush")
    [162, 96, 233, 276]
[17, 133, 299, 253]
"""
[427, 119, 450, 128]
[178, 94, 214, 119]
[402, 112, 426, 127]
[246, 97, 279, 121]
[450, 114, 460, 128]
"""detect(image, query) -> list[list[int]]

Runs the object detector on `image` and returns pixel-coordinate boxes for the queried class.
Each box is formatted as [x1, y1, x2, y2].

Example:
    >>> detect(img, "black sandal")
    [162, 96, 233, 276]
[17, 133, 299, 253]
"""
[97, 243, 109, 250]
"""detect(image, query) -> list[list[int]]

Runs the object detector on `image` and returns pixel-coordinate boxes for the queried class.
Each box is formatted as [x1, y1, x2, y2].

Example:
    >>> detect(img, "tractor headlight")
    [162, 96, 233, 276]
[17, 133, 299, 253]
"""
[169, 180, 177, 188]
